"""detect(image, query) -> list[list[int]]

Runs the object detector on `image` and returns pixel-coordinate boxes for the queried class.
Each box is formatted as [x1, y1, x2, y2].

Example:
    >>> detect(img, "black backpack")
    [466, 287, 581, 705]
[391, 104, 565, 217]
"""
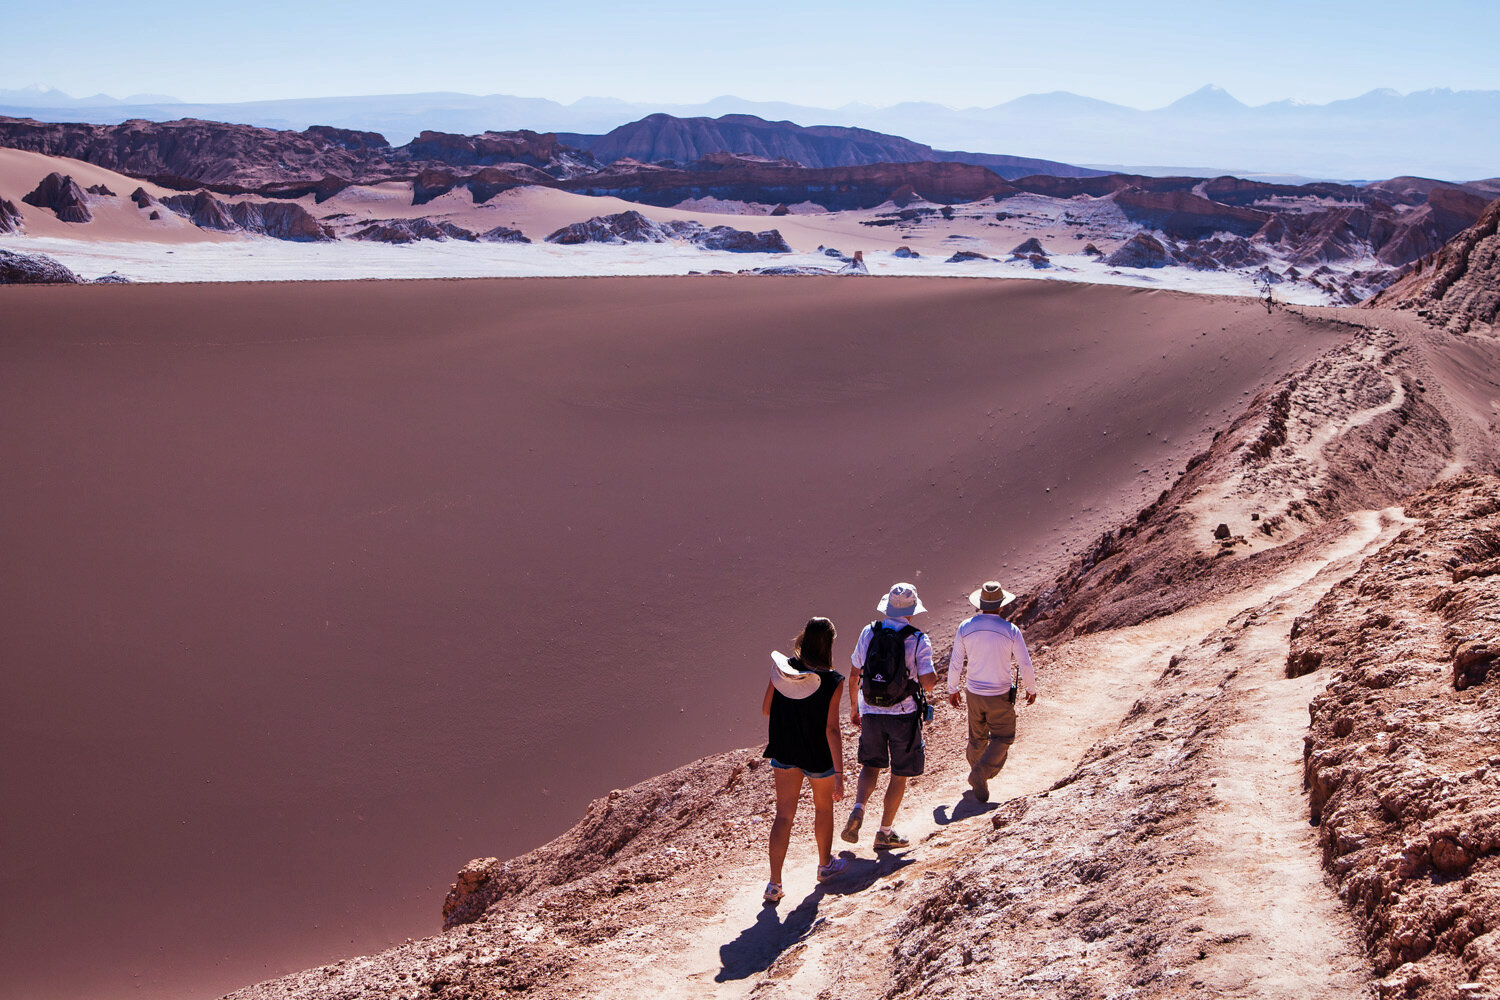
[861, 623, 918, 707]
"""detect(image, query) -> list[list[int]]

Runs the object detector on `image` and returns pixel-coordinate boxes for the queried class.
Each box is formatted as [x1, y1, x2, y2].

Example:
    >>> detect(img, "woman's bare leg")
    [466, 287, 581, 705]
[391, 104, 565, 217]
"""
[769, 766, 804, 884]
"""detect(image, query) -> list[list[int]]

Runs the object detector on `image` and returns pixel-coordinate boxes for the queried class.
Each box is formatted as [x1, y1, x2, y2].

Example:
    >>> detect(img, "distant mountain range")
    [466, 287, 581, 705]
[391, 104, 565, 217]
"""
[1, 84, 1497, 181]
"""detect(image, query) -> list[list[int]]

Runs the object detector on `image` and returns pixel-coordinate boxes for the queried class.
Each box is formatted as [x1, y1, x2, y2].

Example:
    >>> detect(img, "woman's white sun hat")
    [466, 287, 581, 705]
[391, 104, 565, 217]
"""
[877, 582, 926, 618]
[770, 651, 821, 699]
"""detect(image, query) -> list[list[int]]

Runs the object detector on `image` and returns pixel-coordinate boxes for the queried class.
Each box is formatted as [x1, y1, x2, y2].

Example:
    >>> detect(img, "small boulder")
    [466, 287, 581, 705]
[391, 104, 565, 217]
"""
[130, 187, 158, 209]
[1082, 243, 1103, 256]
[770, 203, 790, 216]
[892, 245, 920, 258]
[478, 225, 531, 243]
[1011, 237, 1048, 256]
[945, 250, 993, 263]
[85, 184, 116, 197]
[1213, 523, 1232, 540]
[92, 273, 132, 284]
[22, 172, 92, 223]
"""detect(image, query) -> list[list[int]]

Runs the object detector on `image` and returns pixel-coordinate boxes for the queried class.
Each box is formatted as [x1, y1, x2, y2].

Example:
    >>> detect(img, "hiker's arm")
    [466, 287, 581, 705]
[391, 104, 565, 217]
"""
[762, 680, 774, 716]
[1015, 630, 1038, 704]
[848, 628, 867, 728]
[947, 633, 965, 707]
[827, 679, 846, 799]
[916, 634, 937, 693]
[848, 666, 862, 728]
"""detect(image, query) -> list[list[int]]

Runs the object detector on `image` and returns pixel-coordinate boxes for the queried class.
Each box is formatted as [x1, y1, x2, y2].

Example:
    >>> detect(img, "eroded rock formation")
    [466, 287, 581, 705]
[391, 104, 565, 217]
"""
[0, 197, 22, 234]
[21, 171, 92, 222]
[544, 211, 789, 252]
[1104, 232, 1172, 268]
[350, 219, 479, 243]
[159, 190, 333, 240]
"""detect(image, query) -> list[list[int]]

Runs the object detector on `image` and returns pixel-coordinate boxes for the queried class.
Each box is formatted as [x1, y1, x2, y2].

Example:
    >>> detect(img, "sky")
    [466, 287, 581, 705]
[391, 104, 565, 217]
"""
[6, 0, 1500, 110]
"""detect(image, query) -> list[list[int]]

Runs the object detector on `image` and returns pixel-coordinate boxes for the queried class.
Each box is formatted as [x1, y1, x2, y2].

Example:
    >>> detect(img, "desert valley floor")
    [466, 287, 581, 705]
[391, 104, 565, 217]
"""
[5, 255, 1500, 1000]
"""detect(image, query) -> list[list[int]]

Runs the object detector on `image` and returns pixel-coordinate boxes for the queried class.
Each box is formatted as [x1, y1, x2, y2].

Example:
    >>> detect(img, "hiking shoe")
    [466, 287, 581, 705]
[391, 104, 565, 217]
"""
[763, 882, 784, 902]
[873, 829, 910, 850]
[816, 857, 848, 883]
[968, 769, 990, 803]
[841, 809, 863, 844]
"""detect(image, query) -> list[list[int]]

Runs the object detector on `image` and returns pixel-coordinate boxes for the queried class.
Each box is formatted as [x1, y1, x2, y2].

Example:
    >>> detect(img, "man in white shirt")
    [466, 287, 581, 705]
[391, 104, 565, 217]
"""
[843, 582, 937, 850]
[947, 580, 1038, 803]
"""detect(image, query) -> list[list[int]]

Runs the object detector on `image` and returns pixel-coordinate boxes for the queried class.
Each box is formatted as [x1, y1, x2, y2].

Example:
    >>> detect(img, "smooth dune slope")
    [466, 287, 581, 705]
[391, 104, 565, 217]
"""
[0, 276, 1345, 1000]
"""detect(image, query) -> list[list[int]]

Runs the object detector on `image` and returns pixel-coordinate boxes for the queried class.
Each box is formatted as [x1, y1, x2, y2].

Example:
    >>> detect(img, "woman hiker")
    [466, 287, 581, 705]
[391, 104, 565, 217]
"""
[760, 616, 848, 902]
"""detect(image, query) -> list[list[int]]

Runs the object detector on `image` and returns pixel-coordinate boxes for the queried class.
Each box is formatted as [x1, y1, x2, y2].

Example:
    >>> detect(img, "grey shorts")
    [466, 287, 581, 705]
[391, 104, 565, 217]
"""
[857, 711, 925, 777]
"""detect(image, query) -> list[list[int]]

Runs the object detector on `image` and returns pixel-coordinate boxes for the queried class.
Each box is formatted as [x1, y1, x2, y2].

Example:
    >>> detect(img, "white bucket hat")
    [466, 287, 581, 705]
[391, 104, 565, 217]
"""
[877, 582, 926, 618]
[770, 651, 820, 699]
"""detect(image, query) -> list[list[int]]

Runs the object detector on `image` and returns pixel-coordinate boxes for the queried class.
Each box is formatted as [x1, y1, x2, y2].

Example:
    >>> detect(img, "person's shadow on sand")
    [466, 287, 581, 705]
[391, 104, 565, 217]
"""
[933, 794, 998, 826]
[716, 852, 915, 981]
[716, 891, 826, 982]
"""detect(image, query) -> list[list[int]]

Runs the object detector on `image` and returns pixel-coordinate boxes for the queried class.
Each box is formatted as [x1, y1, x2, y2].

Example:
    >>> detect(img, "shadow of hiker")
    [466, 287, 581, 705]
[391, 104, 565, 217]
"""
[933, 794, 998, 826]
[715, 852, 916, 981]
[716, 891, 826, 982]
[816, 849, 914, 895]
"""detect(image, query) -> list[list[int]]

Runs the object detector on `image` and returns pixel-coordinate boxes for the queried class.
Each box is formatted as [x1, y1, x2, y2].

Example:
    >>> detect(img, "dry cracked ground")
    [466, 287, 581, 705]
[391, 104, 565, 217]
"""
[229, 306, 1500, 1000]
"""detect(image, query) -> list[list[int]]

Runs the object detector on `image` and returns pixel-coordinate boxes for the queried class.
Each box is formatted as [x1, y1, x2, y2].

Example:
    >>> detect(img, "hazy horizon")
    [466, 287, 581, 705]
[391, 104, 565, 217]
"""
[5, 0, 1497, 112]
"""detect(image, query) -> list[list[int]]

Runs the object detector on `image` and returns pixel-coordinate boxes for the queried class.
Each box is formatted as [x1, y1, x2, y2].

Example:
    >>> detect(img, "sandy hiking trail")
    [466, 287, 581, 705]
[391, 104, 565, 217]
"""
[568, 502, 1404, 999]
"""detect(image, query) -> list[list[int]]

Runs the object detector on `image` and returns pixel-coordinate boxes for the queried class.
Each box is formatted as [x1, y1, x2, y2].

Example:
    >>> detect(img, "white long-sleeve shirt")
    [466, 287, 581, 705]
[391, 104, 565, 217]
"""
[947, 613, 1036, 698]
[851, 616, 935, 715]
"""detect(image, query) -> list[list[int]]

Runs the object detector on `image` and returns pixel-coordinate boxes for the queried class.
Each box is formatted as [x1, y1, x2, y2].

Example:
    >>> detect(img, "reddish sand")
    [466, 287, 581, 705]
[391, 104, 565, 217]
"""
[0, 276, 1346, 1000]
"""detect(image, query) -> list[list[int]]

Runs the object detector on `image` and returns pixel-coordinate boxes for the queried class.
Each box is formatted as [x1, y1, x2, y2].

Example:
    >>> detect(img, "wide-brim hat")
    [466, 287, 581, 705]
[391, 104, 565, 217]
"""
[970, 580, 1017, 611]
[771, 651, 820, 699]
[877, 582, 926, 618]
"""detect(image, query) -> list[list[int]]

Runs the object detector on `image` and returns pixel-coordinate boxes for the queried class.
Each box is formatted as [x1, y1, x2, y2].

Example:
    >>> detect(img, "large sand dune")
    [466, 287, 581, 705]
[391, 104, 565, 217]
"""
[0, 276, 1345, 1000]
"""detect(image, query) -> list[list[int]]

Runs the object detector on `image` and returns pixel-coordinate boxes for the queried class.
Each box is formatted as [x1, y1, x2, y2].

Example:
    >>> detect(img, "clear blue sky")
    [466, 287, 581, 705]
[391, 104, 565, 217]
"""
[8, 0, 1499, 109]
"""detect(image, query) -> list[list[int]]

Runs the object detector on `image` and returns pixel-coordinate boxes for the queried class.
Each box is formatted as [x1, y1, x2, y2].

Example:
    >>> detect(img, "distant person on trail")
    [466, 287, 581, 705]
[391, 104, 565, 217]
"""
[761, 616, 847, 903]
[947, 580, 1037, 803]
[843, 583, 936, 851]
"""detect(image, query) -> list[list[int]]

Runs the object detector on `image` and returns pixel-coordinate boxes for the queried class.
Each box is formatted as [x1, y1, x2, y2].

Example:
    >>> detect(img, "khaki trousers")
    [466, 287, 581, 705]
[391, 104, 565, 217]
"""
[965, 691, 1017, 781]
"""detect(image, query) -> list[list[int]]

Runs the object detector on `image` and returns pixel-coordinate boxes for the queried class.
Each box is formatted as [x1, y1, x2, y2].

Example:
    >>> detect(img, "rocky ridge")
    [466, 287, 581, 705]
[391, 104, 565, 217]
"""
[1368, 196, 1500, 333]
[1297, 473, 1500, 998]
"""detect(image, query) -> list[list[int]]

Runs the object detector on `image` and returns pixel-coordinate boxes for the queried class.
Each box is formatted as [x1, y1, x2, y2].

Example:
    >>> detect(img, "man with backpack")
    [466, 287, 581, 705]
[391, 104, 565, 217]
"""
[843, 582, 936, 850]
[947, 580, 1038, 803]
